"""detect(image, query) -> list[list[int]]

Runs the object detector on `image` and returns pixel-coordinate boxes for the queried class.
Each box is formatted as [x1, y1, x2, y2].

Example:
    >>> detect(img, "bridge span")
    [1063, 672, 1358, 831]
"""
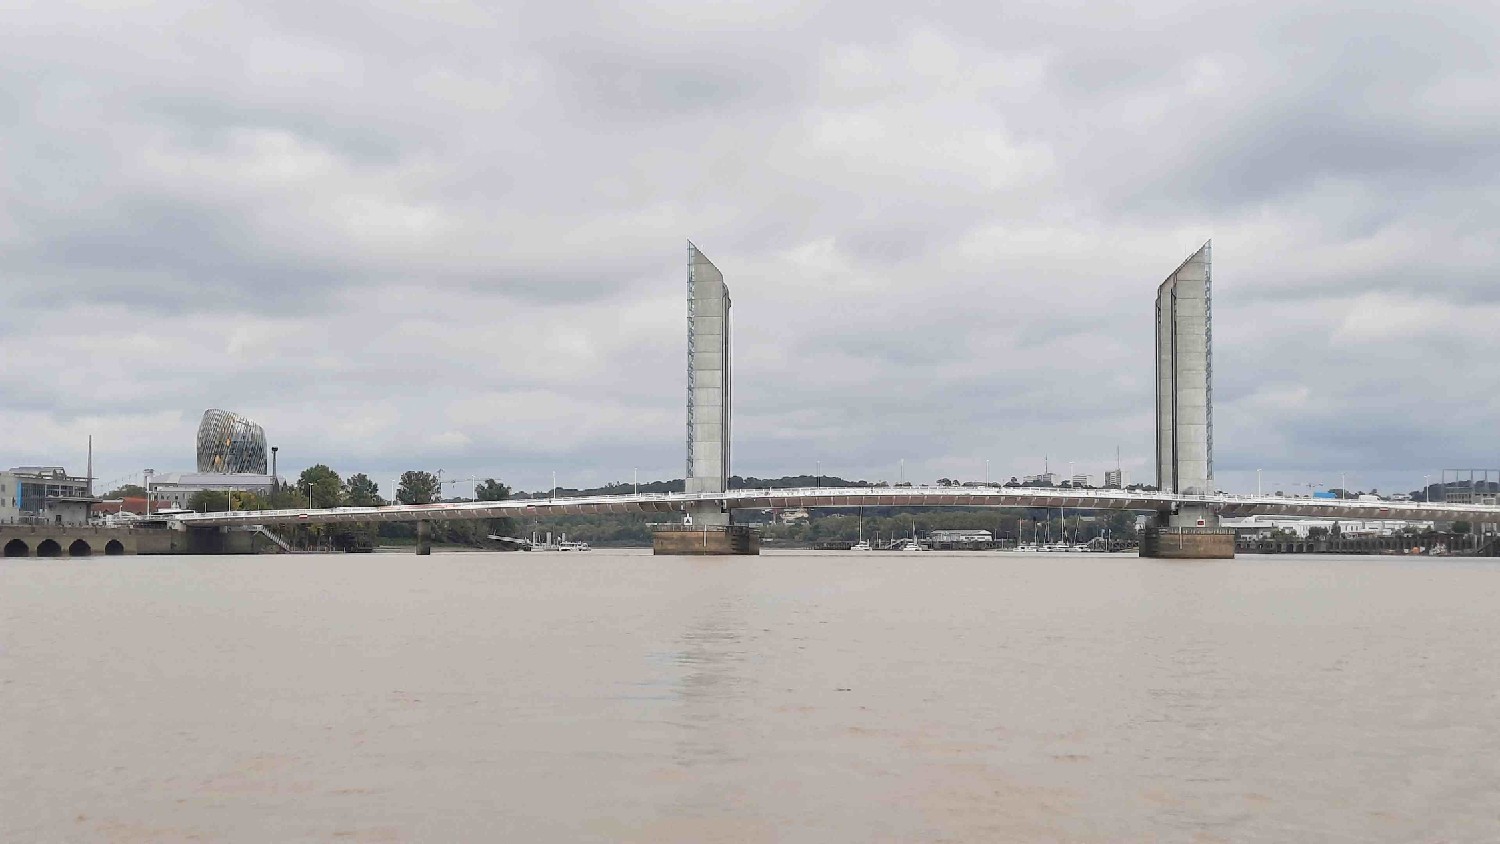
[167, 486, 1500, 530]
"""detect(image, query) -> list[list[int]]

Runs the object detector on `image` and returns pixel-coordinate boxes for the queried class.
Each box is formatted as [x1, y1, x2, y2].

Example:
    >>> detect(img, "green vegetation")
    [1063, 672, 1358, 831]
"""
[185, 490, 270, 511]
[170, 465, 512, 550]
[397, 471, 440, 505]
[345, 473, 380, 507]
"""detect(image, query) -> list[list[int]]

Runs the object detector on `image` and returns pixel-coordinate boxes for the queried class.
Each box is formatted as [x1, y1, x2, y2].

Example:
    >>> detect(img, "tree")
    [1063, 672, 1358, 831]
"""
[1453, 520, 1472, 535]
[476, 478, 515, 537]
[476, 478, 511, 502]
[187, 490, 269, 512]
[297, 465, 344, 509]
[104, 484, 147, 499]
[266, 480, 306, 509]
[398, 470, 440, 505]
[334, 473, 384, 551]
[344, 473, 382, 507]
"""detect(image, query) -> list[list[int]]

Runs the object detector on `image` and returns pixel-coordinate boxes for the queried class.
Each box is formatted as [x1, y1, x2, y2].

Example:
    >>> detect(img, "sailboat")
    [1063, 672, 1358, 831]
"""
[851, 507, 872, 551]
[898, 523, 927, 552]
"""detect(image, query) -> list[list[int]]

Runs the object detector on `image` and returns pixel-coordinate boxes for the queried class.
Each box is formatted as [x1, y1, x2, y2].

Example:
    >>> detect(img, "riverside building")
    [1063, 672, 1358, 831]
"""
[0, 466, 95, 526]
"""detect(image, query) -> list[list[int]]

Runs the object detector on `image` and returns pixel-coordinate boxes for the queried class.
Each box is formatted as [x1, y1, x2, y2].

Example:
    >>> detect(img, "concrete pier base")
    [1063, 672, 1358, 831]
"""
[653, 525, 760, 555]
[1140, 527, 1236, 559]
[416, 520, 431, 555]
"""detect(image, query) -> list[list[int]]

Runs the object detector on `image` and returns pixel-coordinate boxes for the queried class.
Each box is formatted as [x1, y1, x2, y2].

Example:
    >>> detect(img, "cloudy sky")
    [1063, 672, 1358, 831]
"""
[3, 0, 1497, 497]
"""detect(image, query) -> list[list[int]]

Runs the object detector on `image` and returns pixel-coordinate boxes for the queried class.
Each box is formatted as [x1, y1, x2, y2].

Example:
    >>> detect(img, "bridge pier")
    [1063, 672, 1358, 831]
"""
[416, 519, 431, 555]
[653, 523, 761, 555]
[1141, 521, 1236, 559]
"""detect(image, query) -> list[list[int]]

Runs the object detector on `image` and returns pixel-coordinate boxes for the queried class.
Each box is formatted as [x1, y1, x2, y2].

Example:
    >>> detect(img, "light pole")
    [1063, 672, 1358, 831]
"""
[1257, 468, 1263, 497]
[552, 470, 557, 501]
[816, 460, 821, 488]
[1340, 472, 1347, 498]
[899, 459, 904, 486]
[985, 459, 990, 486]
[1424, 474, 1431, 503]
[305, 480, 313, 508]
[143, 469, 154, 517]
[633, 467, 638, 496]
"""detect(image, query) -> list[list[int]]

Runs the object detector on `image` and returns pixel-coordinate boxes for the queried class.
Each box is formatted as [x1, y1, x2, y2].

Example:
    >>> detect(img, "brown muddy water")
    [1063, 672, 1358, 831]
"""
[3, 550, 1498, 842]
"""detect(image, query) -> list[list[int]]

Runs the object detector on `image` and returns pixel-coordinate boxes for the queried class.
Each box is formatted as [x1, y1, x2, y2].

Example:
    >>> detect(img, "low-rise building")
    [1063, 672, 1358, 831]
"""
[145, 472, 275, 510]
[1222, 515, 1434, 539]
[929, 529, 994, 544]
[0, 466, 95, 526]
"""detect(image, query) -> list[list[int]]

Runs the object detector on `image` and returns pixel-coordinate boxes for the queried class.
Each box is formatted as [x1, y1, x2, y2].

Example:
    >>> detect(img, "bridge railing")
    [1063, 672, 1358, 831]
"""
[164, 484, 1500, 527]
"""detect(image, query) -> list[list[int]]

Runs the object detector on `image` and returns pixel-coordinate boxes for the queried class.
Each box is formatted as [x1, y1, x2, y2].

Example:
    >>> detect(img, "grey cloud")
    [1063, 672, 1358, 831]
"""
[139, 95, 417, 166]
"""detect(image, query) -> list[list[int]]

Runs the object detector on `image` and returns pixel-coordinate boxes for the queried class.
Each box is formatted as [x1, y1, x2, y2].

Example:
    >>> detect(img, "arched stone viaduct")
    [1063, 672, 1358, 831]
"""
[0, 525, 278, 558]
[0, 526, 137, 558]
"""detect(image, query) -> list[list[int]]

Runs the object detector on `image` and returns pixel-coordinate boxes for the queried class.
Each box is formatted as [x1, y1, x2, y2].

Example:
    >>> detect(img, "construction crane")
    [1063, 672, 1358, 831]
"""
[436, 473, 478, 502]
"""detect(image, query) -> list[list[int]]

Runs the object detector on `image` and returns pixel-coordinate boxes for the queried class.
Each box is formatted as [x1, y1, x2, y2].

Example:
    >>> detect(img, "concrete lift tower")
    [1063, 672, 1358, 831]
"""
[653, 242, 760, 554]
[1143, 240, 1236, 558]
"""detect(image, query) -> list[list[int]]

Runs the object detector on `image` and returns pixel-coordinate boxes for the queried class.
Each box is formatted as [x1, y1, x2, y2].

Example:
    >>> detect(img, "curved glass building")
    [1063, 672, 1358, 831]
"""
[196, 409, 268, 474]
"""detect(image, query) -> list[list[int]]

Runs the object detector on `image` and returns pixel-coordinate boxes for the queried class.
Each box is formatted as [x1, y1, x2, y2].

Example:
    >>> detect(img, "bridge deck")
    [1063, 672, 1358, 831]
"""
[166, 487, 1500, 528]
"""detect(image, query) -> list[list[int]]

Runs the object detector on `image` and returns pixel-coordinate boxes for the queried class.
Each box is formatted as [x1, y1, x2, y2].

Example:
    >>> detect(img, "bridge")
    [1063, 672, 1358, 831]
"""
[165, 240, 1500, 557]
[169, 486, 1500, 529]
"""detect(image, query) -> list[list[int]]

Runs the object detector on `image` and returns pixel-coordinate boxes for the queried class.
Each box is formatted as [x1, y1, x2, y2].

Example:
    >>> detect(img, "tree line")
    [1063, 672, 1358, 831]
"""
[104, 468, 514, 551]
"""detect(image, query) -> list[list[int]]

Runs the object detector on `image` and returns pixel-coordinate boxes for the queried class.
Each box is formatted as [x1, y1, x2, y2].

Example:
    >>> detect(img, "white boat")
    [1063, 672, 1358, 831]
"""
[526, 531, 590, 551]
[898, 540, 926, 552]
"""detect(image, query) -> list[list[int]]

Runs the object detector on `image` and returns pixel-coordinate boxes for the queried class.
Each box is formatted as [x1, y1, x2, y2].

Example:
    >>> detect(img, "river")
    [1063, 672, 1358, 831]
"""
[3, 550, 1497, 842]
